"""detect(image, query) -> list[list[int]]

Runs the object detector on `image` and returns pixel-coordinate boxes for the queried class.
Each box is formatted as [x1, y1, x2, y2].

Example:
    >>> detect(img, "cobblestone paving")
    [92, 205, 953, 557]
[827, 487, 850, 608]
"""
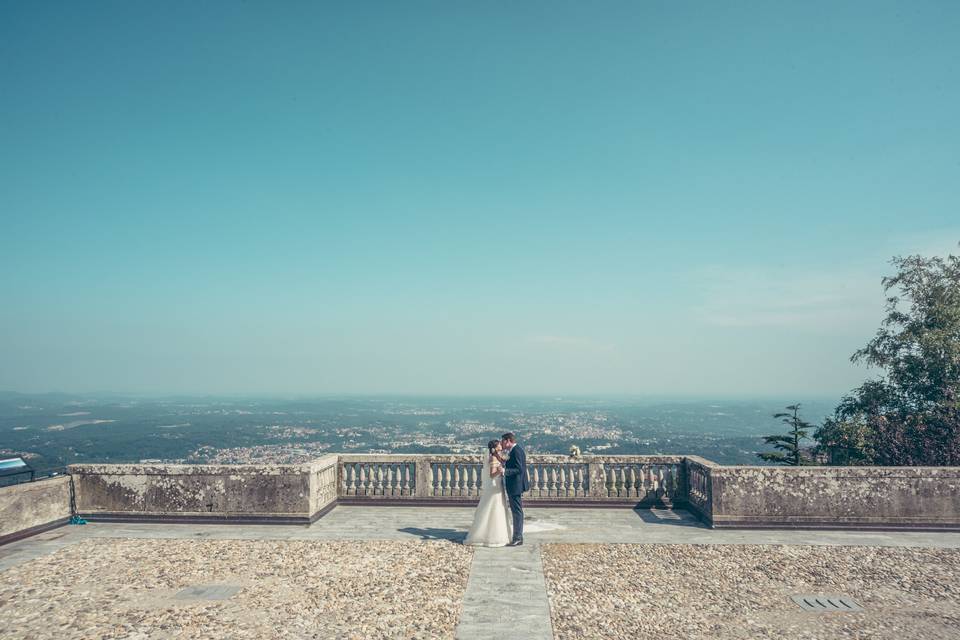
[541, 543, 960, 640]
[0, 538, 473, 640]
[4, 509, 960, 639]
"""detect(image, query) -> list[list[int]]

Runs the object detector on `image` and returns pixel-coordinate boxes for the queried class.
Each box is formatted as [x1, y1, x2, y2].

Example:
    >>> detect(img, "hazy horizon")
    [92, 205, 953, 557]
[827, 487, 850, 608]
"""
[0, 389, 846, 399]
[2, 3, 959, 396]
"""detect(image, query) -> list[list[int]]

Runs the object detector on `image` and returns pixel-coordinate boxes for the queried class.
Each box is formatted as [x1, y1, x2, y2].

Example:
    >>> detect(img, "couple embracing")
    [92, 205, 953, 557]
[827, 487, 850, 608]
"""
[464, 432, 529, 547]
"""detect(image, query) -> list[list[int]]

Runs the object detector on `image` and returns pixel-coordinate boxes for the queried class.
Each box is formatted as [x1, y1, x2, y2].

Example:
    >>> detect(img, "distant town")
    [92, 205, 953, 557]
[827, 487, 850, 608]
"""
[0, 392, 840, 475]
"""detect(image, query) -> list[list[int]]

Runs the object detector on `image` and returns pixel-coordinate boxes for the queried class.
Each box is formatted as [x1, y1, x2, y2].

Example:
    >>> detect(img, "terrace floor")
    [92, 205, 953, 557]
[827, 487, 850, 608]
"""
[3, 507, 960, 639]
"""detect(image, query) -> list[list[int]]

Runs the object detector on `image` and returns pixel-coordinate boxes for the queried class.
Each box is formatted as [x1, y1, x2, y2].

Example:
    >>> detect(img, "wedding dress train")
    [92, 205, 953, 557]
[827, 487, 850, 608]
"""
[464, 451, 514, 546]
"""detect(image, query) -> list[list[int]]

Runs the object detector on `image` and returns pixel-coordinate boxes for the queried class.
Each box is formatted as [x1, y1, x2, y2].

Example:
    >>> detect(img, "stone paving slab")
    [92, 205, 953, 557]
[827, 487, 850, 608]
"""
[456, 544, 553, 640]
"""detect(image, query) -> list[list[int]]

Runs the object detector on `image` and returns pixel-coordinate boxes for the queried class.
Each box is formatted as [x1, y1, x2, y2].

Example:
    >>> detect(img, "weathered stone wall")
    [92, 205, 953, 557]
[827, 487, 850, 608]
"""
[705, 464, 960, 530]
[0, 476, 72, 543]
[69, 463, 318, 523]
[46, 455, 960, 531]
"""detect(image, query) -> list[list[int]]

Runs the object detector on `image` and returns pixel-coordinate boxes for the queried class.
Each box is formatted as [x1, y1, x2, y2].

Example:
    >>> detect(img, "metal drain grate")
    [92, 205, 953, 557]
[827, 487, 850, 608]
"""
[791, 595, 863, 612]
[175, 585, 241, 601]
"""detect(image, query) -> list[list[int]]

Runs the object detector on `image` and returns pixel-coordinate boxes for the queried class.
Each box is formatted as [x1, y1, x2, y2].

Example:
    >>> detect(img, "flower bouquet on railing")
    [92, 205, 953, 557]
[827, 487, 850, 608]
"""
[569, 445, 581, 458]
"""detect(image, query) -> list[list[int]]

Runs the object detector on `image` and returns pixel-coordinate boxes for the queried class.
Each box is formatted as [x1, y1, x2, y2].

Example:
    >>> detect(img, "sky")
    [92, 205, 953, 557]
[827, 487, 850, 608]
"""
[1, 2, 958, 398]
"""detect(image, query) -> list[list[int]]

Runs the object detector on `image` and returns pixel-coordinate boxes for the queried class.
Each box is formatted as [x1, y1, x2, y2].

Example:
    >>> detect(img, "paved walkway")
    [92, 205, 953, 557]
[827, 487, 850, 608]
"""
[456, 544, 553, 640]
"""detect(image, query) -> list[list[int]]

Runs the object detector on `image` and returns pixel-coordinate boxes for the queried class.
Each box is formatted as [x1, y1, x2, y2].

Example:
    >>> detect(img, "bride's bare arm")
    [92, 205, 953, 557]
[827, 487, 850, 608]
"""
[489, 457, 503, 478]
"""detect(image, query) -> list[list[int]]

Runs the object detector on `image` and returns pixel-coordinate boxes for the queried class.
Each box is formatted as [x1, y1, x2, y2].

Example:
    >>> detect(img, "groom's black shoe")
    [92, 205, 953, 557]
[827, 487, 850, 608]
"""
[507, 539, 523, 547]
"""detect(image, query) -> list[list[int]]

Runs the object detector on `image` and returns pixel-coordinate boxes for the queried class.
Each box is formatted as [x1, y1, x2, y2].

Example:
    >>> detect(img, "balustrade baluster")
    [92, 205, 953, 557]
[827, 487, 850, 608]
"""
[401, 464, 410, 496]
[634, 464, 645, 496]
[344, 464, 354, 495]
[573, 466, 583, 496]
[627, 467, 637, 498]
[531, 466, 540, 497]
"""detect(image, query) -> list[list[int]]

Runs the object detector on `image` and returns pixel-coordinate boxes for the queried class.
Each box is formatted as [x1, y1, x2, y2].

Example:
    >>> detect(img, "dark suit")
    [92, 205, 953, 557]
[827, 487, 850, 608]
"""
[502, 443, 529, 542]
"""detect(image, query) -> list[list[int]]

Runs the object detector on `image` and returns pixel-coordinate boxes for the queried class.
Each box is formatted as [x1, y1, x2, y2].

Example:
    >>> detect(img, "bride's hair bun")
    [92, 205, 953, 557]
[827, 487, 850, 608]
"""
[486, 439, 499, 454]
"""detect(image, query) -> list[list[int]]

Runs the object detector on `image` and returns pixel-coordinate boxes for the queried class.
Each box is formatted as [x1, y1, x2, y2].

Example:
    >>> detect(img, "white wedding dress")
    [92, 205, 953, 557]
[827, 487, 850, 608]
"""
[464, 452, 514, 547]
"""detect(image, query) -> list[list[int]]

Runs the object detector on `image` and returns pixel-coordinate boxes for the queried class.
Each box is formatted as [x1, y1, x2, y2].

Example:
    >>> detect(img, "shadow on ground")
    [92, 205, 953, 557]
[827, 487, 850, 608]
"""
[632, 508, 709, 528]
[397, 527, 468, 542]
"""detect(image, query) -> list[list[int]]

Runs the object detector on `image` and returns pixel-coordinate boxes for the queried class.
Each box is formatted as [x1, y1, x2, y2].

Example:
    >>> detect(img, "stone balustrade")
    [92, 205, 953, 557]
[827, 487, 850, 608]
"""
[683, 456, 714, 521]
[337, 454, 684, 505]
[0, 453, 954, 545]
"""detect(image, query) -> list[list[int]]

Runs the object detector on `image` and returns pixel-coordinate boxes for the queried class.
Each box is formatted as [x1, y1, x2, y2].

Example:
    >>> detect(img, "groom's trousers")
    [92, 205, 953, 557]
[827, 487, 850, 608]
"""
[508, 493, 523, 541]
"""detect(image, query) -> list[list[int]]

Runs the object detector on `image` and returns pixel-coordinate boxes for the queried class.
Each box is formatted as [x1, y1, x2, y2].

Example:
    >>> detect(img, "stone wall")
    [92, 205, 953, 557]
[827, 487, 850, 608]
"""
[0, 476, 72, 544]
[0, 455, 949, 536]
[70, 456, 339, 524]
[686, 459, 960, 530]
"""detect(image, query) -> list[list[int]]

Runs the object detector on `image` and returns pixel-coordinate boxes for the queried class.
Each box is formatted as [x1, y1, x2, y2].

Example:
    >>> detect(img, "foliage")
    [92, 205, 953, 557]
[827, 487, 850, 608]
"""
[817, 249, 960, 465]
[757, 404, 815, 466]
[812, 415, 875, 465]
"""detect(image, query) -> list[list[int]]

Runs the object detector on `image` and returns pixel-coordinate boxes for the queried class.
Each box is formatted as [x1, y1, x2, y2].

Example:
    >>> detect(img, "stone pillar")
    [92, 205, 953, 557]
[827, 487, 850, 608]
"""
[414, 459, 433, 498]
[588, 461, 606, 498]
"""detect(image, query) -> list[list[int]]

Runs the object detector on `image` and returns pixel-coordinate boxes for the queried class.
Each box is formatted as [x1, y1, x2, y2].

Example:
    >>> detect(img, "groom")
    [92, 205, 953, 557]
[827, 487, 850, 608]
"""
[500, 432, 529, 546]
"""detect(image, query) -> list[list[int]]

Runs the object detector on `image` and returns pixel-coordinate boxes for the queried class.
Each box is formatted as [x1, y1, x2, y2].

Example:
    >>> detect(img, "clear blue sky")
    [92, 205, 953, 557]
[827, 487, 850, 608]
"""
[1, 2, 958, 397]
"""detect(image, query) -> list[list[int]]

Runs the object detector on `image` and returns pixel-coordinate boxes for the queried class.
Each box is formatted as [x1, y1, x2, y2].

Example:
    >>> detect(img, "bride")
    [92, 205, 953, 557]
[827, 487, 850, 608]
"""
[464, 439, 514, 546]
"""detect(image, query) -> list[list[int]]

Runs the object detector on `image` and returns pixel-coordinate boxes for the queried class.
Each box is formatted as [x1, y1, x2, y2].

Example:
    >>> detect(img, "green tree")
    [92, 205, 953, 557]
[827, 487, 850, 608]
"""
[817, 249, 960, 465]
[757, 404, 814, 466]
[812, 415, 876, 465]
